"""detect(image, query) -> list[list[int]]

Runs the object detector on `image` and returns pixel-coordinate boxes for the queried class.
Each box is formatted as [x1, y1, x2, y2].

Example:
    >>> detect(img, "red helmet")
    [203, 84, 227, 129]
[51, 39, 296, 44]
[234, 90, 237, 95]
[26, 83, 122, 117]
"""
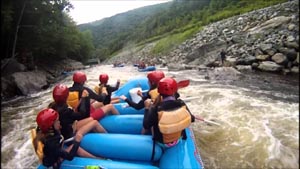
[53, 84, 69, 104]
[73, 71, 87, 84]
[36, 108, 58, 133]
[158, 77, 178, 96]
[147, 71, 165, 85]
[99, 74, 109, 84]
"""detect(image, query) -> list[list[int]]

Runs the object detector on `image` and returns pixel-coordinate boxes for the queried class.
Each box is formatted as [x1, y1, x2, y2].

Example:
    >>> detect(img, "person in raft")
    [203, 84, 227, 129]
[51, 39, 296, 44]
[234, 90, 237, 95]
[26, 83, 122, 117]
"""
[48, 84, 107, 141]
[33, 108, 105, 169]
[94, 73, 120, 105]
[143, 77, 195, 148]
[119, 71, 167, 110]
[67, 71, 119, 120]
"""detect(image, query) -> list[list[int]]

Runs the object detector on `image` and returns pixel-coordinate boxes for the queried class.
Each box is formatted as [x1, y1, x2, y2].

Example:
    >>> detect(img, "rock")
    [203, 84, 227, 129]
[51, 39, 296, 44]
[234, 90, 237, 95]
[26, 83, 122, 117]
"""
[271, 53, 288, 65]
[257, 61, 283, 72]
[256, 54, 270, 61]
[1, 58, 27, 76]
[11, 71, 48, 95]
[291, 66, 299, 73]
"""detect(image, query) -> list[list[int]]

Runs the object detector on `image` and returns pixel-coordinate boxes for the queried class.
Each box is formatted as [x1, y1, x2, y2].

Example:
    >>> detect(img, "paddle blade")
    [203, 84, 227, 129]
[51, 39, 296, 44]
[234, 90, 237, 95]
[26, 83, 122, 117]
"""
[177, 80, 190, 89]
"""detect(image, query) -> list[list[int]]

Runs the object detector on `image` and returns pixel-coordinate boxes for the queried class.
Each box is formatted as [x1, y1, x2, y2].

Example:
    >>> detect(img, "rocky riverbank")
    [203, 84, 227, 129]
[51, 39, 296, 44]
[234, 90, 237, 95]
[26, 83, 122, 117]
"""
[108, 0, 299, 75]
[1, 0, 299, 101]
[1, 58, 86, 100]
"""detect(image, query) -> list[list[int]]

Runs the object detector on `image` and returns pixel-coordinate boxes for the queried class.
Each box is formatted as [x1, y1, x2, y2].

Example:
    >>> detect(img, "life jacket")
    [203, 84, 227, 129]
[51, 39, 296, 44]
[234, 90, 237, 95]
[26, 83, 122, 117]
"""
[94, 85, 107, 95]
[158, 105, 191, 144]
[67, 91, 80, 110]
[148, 88, 160, 102]
[31, 128, 44, 163]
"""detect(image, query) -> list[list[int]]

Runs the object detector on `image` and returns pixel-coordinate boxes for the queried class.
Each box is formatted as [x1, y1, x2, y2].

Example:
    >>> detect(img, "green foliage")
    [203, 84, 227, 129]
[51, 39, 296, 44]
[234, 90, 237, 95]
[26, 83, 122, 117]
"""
[1, 0, 94, 65]
[80, 0, 288, 59]
[151, 26, 201, 55]
[1, 0, 289, 66]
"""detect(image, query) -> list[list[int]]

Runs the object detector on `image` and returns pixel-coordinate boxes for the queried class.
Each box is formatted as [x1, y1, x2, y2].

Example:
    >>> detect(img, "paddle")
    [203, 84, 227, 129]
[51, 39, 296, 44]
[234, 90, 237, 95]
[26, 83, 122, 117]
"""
[177, 79, 190, 89]
[195, 116, 221, 126]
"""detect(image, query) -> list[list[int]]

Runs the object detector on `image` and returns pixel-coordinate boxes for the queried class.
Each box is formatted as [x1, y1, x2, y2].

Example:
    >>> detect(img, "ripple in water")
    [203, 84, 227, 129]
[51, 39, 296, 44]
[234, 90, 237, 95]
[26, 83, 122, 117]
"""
[1, 65, 298, 169]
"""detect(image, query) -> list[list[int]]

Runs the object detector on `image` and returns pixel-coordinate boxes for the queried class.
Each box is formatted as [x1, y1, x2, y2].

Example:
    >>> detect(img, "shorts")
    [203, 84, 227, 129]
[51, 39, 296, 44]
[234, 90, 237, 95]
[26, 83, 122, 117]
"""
[157, 137, 182, 149]
[90, 105, 105, 120]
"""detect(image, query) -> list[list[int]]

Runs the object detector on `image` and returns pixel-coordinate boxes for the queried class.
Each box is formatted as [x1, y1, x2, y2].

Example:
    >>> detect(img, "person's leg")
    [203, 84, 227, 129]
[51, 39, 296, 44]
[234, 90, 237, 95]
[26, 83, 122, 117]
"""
[90, 120, 107, 133]
[101, 104, 120, 115]
[76, 117, 107, 133]
[92, 101, 104, 109]
[110, 97, 120, 104]
[77, 119, 107, 135]
[90, 105, 105, 120]
[76, 117, 94, 129]
[65, 144, 105, 159]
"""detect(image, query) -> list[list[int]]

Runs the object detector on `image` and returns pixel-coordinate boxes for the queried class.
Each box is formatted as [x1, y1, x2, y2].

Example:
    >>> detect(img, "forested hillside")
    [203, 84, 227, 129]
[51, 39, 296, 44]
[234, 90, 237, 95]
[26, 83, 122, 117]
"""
[1, 0, 288, 69]
[79, 0, 288, 61]
[1, 0, 94, 68]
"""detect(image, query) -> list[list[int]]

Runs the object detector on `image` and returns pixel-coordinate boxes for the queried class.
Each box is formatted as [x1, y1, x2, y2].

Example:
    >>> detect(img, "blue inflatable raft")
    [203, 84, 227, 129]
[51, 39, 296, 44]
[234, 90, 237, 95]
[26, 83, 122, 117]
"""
[138, 66, 156, 72]
[112, 76, 149, 114]
[37, 76, 204, 169]
[38, 114, 203, 168]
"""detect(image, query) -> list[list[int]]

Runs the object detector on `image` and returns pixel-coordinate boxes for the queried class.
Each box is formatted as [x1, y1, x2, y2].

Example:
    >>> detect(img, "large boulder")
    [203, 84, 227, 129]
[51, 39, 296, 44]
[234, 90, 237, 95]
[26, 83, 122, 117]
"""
[11, 71, 48, 95]
[257, 61, 283, 72]
[1, 58, 27, 76]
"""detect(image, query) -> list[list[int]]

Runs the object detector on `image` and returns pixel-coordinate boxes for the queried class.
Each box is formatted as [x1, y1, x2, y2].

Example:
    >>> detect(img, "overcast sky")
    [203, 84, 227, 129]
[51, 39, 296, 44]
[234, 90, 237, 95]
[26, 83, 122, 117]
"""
[68, 0, 171, 24]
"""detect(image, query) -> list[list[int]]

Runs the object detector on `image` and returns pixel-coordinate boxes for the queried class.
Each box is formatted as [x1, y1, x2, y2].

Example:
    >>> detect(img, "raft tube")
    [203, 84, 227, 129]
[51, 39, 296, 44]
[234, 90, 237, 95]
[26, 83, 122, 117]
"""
[99, 114, 144, 134]
[113, 102, 145, 115]
[80, 133, 163, 161]
[38, 157, 159, 169]
[112, 76, 149, 103]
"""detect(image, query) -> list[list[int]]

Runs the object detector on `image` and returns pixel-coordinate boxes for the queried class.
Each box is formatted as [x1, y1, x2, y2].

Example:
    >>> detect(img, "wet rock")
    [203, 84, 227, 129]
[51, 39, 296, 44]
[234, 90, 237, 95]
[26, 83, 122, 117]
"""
[257, 61, 283, 72]
[11, 71, 48, 95]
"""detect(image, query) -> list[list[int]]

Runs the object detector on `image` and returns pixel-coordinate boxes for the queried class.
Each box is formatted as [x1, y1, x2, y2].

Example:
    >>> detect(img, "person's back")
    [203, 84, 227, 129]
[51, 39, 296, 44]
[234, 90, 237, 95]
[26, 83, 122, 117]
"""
[50, 84, 107, 140]
[34, 108, 83, 169]
[66, 71, 120, 121]
[95, 73, 120, 105]
[143, 77, 195, 148]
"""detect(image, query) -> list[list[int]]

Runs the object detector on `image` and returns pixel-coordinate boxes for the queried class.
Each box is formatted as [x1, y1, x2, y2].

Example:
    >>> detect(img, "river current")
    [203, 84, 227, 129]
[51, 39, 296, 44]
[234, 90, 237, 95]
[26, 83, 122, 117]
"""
[1, 65, 299, 169]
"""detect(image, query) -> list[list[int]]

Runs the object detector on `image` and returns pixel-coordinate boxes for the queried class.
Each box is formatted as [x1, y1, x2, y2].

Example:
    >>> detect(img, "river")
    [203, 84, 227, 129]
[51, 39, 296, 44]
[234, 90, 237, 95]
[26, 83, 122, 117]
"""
[1, 64, 299, 169]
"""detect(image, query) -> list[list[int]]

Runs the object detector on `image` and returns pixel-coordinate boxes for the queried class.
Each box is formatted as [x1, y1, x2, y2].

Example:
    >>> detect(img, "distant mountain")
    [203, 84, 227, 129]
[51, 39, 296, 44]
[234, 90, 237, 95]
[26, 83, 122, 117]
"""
[78, 0, 288, 60]
[78, 0, 212, 57]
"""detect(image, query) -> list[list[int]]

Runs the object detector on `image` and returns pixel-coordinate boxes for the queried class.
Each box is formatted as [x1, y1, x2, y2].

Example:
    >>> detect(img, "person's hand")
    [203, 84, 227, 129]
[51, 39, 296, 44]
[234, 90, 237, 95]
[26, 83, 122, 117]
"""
[82, 90, 89, 97]
[144, 99, 152, 109]
[137, 90, 143, 97]
[74, 132, 83, 142]
[120, 95, 127, 100]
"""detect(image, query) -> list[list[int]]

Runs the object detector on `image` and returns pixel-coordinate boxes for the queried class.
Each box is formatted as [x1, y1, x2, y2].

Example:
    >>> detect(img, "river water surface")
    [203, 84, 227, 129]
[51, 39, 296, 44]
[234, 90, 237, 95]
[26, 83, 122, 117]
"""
[1, 65, 299, 169]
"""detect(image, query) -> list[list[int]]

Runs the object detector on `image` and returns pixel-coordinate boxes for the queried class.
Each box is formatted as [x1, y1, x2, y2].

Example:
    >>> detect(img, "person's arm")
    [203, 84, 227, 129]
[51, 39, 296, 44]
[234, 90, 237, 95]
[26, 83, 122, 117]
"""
[60, 132, 82, 160]
[85, 87, 107, 102]
[143, 99, 156, 129]
[75, 90, 91, 118]
[120, 95, 145, 110]
[110, 80, 120, 92]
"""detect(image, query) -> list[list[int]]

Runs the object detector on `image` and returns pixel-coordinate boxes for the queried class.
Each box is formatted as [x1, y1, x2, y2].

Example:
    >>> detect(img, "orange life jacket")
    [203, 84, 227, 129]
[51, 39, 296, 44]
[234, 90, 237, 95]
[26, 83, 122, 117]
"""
[66, 91, 80, 110]
[158, 106, 191, 143]
[94, 85, 107, 95]
[149, 88, 160, 102]
[31, 128, 44, 163]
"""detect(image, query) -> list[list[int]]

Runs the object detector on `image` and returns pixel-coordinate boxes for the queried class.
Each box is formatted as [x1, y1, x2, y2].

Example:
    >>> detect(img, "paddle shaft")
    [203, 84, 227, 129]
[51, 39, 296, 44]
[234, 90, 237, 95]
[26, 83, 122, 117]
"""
[195, 116, 221, 126]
